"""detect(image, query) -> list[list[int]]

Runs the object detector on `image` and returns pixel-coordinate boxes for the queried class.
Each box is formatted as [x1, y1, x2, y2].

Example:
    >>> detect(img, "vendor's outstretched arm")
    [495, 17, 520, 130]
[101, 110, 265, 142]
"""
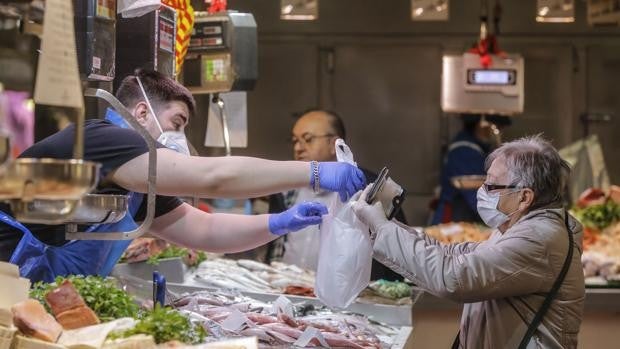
[111, 149, 308, 198]
[150, 202, 327, 253]
[111, 149, 365, 200]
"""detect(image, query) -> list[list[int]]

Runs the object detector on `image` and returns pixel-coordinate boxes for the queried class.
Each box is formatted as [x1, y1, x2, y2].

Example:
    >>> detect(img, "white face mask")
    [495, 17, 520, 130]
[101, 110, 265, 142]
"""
[136, 76, 191, 156]
[157, 131, 190, 155]
[476, 186, 521, 229]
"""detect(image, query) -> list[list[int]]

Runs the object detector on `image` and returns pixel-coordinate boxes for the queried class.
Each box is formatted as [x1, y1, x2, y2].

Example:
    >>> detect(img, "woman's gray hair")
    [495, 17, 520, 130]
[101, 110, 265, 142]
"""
[485, 135, 570, 209]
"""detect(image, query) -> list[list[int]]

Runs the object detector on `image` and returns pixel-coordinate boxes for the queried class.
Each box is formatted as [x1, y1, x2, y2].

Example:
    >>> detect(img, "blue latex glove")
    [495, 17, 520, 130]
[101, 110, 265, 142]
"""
[269, 201, 329, 236]
[311, 162, 367, 202]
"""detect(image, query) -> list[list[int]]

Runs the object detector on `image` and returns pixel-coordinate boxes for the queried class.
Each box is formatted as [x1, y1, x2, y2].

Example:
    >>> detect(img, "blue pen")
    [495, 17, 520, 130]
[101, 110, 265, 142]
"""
[153, 271, 166, 307]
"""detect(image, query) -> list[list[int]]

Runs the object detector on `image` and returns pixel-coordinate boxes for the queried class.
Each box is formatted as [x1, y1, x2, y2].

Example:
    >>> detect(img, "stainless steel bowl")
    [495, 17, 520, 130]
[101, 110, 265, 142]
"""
[0, 158, 100, 200]
[10, 194, 129, 225]
[71, 194, 129, 223]
[10, 199, 78, 224]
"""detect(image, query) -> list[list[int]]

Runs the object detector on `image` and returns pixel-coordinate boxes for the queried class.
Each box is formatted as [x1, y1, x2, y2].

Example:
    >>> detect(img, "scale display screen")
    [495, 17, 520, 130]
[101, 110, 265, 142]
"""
[189, 22, 226, 51]
[467, 69, 516, 85]
[202, 55, 230, 83]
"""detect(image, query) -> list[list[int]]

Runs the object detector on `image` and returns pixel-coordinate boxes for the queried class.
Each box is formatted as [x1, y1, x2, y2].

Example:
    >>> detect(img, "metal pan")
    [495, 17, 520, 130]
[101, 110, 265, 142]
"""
[0, 158, 100, 201]
[10, 199, 78, 225]
[10, 194, 129, 225]
[70, 194, 129, 224]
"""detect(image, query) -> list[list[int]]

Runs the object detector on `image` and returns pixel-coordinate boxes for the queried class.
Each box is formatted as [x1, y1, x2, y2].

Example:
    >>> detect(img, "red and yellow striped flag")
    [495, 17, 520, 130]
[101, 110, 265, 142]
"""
[161, 0, 194, 74]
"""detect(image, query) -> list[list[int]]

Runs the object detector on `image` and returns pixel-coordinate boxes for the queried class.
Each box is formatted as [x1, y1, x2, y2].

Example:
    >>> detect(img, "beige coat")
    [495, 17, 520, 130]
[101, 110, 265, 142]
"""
[372, 207, 585, 348]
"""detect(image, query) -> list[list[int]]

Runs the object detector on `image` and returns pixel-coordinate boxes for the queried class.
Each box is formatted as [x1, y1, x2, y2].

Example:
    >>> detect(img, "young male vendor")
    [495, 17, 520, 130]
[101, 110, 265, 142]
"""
[0, 69, 366, 282]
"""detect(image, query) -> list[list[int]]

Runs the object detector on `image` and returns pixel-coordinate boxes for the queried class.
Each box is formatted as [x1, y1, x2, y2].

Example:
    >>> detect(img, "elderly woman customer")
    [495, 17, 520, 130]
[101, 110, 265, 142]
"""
[353, 135, 585, 349]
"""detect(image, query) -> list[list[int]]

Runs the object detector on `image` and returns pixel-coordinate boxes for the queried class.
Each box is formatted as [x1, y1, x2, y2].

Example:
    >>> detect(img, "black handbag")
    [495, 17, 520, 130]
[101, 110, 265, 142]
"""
[451, 211, 574, 349]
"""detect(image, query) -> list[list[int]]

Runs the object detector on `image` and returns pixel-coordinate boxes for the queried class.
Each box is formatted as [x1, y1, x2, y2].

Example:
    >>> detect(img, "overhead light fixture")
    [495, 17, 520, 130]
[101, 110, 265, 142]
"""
[411, 0, 449, 21]
[536, 0, 574, 23]
[587, 0, 620, 26]
[281, 0, 318, 21]
[282, 5, 294, 15]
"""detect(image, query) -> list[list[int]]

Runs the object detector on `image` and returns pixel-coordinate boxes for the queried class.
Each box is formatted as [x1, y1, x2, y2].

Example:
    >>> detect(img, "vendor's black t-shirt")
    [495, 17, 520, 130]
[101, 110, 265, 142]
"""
[0, 119, 183, 261]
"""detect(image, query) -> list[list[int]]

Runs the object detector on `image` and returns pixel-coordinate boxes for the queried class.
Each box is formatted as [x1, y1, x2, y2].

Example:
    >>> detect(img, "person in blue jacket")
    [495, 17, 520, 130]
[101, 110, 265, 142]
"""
[0, 69, 366, 282]
[431, 114, 511, 225]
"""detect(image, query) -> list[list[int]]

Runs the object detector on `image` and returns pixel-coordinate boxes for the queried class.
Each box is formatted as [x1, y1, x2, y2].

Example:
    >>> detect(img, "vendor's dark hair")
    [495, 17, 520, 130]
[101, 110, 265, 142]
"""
[115, 69, 196, 117]
[300, 108, 346, 140]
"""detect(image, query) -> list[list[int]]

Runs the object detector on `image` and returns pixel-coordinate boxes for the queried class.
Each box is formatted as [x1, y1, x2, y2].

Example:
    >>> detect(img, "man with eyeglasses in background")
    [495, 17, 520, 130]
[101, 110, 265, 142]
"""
[266, 109, 406, 281]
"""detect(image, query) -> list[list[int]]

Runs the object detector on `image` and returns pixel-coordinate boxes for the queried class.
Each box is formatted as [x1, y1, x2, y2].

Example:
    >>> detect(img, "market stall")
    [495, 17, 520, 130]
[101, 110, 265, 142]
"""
[2, 0, 620, 348]
[0, 260, 414, 349]
[113, 254, 418, 328]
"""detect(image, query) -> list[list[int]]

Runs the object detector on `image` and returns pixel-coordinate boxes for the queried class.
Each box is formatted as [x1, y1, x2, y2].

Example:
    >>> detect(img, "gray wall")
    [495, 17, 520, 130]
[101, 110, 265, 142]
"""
[186, 0, 620, 225]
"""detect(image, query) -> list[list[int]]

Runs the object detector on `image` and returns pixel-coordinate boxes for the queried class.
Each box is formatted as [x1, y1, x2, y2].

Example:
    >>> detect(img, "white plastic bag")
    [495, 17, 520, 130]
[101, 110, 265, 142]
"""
[315, 139, 373, 309]
[117, 0, 161, 18]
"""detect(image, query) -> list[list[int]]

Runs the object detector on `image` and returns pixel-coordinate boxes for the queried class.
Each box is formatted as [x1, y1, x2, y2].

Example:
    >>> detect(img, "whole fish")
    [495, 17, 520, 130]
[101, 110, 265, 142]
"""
[265, 329, 297, 344]
[202, 307, 232, 319]
[237, 259, 276, 272]
[245, 313, 278, 325]
[194, 275, 247, 291]
[297, 320, 340, 334]
[320, 331, 371, 349]
[277, 313, 299, 328]
[174, 292, 225, 307]
[261, 323, 303, 339]
[196, 270, 275, 293]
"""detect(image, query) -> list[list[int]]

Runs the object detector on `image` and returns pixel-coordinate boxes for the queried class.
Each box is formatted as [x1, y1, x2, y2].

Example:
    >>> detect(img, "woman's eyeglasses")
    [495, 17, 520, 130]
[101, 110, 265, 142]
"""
[483, 183, 519, 192]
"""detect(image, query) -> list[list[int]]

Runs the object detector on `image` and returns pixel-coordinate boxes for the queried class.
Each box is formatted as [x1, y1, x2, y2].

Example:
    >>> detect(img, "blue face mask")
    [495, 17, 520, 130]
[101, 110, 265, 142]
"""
[476, 186, 521, 228]
[136, 77, 191, 156]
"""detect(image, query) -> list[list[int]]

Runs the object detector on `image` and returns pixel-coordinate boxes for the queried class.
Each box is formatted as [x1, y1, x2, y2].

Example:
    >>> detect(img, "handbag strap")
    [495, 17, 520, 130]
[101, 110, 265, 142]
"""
[517, 211, 574, 349]
[451, 211, 574, 349]
[451, 330, 461, 349]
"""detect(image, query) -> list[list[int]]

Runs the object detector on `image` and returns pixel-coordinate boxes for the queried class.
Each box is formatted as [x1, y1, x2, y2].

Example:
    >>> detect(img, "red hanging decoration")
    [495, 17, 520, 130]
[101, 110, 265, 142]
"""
[208, 0, 227, 14]
[469, 0, 505, 69]
[468, 35, 504, 69]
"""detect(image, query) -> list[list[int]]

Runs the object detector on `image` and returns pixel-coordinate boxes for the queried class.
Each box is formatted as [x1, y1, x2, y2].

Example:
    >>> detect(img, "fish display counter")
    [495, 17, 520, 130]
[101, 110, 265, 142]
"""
[1, 259, 414, 349]
[112, 256, 419, 327]
[112, 254, 420, 348]
[113, 272, 416, 349]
